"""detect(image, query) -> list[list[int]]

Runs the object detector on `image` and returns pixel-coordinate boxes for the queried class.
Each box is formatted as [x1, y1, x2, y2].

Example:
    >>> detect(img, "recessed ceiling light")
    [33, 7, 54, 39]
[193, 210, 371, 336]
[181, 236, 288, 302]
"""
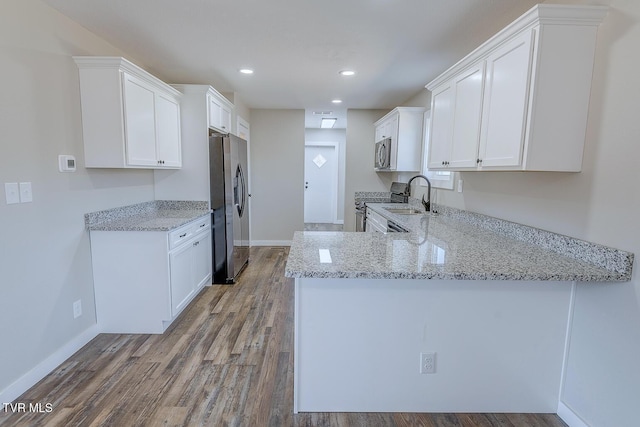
[332, 99, 342, 104]
[321, 118, 338, 128]
[339, 70, 356, 76]
[239, 68, 254, 74]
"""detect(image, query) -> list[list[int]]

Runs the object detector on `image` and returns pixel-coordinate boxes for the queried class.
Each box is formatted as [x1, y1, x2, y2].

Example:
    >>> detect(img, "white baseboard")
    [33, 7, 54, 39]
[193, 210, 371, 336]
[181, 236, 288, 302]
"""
[0, 325, 99, 403]
[250, 240, 292, 247]
[558, 401, 590, 427]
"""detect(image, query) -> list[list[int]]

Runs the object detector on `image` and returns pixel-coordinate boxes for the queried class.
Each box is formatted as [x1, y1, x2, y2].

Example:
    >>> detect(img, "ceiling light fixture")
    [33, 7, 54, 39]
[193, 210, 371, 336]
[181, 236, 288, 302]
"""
[239, 68, 254, 74]
[338, 70, 356, 76]
[321, 118, 338, 129]
[331, 99, 342, 104]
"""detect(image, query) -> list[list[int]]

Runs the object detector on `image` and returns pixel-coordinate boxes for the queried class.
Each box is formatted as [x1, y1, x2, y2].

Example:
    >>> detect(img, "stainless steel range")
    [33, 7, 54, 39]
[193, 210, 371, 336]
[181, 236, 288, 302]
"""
[355, 182, 409, 232]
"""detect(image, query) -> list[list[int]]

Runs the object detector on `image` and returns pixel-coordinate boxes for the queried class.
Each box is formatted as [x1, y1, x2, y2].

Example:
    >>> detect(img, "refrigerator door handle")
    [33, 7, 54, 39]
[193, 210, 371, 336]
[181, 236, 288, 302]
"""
[235, 164, 246, 217]
[240, 164, 246, 217]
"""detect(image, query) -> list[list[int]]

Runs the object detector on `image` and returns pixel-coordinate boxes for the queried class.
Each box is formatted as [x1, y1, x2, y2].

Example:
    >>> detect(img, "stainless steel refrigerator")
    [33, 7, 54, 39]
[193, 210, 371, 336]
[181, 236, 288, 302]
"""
[209, 132, 249, 283]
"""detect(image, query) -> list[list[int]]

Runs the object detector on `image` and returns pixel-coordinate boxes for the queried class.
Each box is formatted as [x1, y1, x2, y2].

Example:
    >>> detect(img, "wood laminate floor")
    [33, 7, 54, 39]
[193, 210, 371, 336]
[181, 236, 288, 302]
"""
[0, 247, 568, 427]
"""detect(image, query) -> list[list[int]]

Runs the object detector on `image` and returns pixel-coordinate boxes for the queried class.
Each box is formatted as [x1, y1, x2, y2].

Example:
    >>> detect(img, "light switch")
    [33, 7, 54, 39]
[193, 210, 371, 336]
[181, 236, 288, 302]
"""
[5, 183, 20, 204]
[19, 182, 33, 203]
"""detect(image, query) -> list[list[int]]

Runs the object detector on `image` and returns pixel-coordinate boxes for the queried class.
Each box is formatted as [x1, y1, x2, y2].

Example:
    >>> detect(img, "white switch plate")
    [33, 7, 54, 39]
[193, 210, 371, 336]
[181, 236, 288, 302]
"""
[457, 180, 463, 193]
[19, 182, 33, 203]
[5, 183, 20, 204]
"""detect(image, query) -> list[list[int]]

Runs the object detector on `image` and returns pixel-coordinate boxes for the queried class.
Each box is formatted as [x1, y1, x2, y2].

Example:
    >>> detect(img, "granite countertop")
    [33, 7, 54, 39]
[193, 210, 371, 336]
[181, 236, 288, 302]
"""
[85, 200, 211, 232]
[285, 201, 633, 282]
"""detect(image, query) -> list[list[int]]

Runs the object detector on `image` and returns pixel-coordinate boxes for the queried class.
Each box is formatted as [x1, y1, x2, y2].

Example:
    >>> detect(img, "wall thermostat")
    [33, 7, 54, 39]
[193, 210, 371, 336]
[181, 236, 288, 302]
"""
[58, 155, 77, 172]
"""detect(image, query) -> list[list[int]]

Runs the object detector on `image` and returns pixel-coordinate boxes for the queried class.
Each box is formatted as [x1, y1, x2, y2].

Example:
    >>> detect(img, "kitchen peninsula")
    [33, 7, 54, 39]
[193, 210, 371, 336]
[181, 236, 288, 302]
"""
[284, 202, 633, 414]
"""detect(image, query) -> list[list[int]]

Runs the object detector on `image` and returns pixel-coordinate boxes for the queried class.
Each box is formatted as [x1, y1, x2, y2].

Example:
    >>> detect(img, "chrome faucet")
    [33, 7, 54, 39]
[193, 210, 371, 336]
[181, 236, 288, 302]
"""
[405, 174, 432, 212]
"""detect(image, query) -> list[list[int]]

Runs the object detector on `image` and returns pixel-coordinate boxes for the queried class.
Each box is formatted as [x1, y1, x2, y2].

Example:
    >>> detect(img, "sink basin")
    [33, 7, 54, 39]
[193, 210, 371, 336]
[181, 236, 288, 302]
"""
[385, 208, 423, 215]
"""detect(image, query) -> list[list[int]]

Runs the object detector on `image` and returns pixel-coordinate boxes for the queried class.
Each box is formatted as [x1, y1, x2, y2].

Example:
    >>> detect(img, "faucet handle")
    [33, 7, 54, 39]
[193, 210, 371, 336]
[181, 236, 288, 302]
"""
[421, 194, 430, 212]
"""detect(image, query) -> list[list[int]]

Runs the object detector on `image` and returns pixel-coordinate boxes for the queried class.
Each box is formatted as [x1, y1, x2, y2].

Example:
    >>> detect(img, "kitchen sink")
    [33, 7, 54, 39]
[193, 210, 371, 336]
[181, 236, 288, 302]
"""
[385, 208, 423, 215]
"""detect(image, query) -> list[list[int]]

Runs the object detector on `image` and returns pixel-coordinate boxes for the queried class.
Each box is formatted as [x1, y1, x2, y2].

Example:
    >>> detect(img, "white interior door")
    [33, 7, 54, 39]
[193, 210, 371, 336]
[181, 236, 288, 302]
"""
[304, 144, 337, 223]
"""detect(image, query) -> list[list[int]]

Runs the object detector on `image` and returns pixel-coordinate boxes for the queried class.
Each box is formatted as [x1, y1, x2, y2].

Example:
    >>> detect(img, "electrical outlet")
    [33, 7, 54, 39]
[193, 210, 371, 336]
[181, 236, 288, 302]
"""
[73, 300, 82, 319]
[420, 352, 436, 374]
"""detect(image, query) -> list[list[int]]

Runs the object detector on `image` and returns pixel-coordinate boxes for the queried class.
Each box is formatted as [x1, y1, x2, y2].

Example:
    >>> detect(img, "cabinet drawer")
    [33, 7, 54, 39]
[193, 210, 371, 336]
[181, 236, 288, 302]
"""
[169, 216, 211, 250]
[169, 225, 193, 249]
[192, 217, 211, 236]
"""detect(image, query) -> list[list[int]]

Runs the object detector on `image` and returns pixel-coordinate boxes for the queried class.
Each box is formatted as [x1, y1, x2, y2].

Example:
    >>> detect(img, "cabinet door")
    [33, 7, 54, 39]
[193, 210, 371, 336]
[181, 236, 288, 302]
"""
[478, 30, 533, 168]
[220, 104, 232, 133]
[374, 123, 385, 142]
[123, 73, 158, 167]
[449, 63, 484, 169]
[208, 95, 222, 130]
[386, 114, 399, 168]
[428, 83, 454, 169]
[192, 231, 212, 290]
[155, 93, 182, 168]
[169, 242, 194, 317]
[376, 118, 395, 141]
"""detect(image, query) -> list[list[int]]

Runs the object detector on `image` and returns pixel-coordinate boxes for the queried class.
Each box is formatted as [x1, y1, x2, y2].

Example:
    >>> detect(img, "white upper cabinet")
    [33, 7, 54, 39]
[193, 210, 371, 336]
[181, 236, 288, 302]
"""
[428, 62, 485, 170]
[154, 92, 182, 168]
[478, 30, 533, 169]
[74, 57, 182, 169]
[374, 107, 426, 172]
[208, 88, 234, 133]
[426, 4, 608, 172]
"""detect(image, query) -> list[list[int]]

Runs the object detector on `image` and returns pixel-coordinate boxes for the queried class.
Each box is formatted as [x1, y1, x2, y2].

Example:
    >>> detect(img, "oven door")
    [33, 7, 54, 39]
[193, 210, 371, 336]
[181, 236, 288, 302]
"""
[374, 138, 391, 169]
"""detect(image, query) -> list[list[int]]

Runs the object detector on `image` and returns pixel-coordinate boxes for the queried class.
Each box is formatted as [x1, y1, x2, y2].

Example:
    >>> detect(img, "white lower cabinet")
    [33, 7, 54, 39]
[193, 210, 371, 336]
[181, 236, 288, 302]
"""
[90, 215, 211, 334]
[169, 227, 211, 317]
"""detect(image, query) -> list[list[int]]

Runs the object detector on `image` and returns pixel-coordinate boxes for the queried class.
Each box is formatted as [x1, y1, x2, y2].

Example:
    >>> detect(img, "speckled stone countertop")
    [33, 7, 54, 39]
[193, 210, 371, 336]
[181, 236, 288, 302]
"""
[85, 201, 210, 232]
[285, 202, 633, 282]
[354, 191, 391, 203]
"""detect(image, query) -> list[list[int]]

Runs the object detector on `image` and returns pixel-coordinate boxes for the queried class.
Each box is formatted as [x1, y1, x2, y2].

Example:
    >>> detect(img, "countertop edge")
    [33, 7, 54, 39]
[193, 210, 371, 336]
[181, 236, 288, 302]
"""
[366, 202, 634, 280]
[85, 200, 211, 232]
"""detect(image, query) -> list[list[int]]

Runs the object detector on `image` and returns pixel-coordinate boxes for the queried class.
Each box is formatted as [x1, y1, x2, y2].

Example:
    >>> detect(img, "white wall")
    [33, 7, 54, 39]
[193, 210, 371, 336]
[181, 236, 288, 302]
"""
[305, 128, 346, 223]
[407, 1, 640, 425]
[249, 109, 305, 244]
[0, 0, 156, 398]
[343, 110, 396, 231]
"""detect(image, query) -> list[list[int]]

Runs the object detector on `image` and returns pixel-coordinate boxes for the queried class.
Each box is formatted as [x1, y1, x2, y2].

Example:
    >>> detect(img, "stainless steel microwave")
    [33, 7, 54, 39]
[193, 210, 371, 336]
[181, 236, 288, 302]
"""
[375, 138, 391, 169]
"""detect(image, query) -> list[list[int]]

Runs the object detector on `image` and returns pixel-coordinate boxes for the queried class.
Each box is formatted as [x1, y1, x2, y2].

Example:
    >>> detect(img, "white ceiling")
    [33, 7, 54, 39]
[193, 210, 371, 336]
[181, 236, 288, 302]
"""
[43, 0, 540, 122]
